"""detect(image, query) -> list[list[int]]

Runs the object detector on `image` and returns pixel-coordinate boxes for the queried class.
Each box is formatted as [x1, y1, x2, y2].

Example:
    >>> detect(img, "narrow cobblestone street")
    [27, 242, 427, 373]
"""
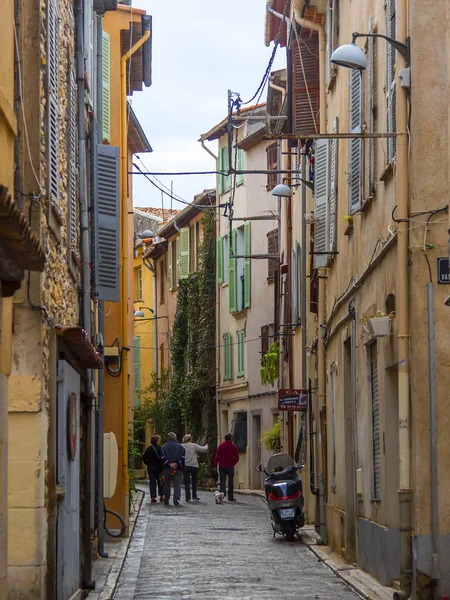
[113, 490, 361, 600]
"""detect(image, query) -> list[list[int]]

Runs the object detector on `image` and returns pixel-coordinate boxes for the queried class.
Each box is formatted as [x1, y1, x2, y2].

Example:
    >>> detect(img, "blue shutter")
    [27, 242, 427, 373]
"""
[91, 139, 120, 302]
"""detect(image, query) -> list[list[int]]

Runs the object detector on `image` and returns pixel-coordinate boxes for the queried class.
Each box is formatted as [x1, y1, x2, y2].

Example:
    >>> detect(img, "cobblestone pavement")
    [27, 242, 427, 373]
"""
[113, 490, 361, 600]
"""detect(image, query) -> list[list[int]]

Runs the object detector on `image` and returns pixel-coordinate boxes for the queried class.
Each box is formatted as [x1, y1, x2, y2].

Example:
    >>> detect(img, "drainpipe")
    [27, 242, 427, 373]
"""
[75, 0, 95, 586]
[120, 27, 151, 531]
[393, 0, 412, 596]
[292, 0, 327, 545]
[96, 14, 108, 559]
[200, 139, 217, 161]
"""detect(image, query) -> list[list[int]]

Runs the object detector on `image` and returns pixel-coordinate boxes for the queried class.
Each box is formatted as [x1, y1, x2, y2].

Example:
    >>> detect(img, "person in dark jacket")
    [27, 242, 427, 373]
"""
[161, 432, 186, 505]
[142, 435, 164, 503]
[214, 433, 239, 502]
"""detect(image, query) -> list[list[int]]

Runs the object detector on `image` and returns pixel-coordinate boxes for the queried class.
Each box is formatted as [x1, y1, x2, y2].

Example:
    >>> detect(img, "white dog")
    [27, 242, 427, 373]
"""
[214, 491, 224, 504]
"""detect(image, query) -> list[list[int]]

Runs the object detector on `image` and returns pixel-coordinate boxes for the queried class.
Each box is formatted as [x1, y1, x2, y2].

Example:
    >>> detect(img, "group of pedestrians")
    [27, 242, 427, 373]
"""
[142, 431, 240, 504]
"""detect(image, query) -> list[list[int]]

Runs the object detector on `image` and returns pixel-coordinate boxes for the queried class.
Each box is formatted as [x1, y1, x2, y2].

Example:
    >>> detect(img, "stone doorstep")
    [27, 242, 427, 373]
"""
[89, 490, 144, 600]
[299, 525, 394, 600]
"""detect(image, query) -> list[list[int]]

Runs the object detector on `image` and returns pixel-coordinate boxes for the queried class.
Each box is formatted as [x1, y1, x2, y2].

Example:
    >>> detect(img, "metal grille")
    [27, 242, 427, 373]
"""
[370, 342, 381, 499]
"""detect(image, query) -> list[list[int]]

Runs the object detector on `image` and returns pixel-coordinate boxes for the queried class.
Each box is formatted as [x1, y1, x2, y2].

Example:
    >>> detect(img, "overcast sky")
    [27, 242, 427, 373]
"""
[129, 0, 286, 210]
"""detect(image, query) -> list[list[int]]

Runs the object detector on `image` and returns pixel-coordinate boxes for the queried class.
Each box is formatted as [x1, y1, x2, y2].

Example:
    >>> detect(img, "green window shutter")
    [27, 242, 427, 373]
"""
[134, 336, 141, 407]
[176, 237, 180, 284]
[218, 148, 223, 195]
[216, 237, 224, 283]
[244, 222, 251, 308]
[237, 330, 245, 376]
[168, 241, 173, 291]
[229, 230, 237, 313]
[223, 332, 232, 381]
[223, 147, 230, 191]
[102, 31, 111, 143]
[91, 138, 120, 302]
[180, 227, 190, 278]
[236, 149, 244, 185]
[193, 221, 198, 271]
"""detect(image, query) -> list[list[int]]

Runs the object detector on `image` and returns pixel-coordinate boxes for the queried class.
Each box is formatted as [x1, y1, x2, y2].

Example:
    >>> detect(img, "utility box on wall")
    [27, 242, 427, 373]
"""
[104, 432, 118, 499]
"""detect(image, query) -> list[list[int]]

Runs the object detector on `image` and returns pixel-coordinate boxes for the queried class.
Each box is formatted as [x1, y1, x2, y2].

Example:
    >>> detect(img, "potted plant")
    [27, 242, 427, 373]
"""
[343, 214, 354, 227]
[362, 311, 394, 338]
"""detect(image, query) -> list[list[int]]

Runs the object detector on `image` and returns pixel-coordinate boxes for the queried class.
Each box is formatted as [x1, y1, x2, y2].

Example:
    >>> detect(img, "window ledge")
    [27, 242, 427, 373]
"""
[360, 195, 374, 213]
[380, 161, 394, 182]
[221, 281, 229, 288]
[218, 380, 249, 394]
[370, 498, 382, 503]
[232, 309, 247, 320]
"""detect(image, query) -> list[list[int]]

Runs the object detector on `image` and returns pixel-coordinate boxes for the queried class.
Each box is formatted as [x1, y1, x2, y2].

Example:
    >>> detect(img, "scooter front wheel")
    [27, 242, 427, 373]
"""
[282, 520, 296, 541]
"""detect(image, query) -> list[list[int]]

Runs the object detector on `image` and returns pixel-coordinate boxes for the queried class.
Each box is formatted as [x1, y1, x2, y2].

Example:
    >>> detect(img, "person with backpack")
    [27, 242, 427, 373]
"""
[142, 435, 164, 503]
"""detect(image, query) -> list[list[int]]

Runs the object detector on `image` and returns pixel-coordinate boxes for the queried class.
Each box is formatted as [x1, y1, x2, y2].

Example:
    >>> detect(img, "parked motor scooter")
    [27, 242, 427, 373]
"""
[257, 453, 305, 541]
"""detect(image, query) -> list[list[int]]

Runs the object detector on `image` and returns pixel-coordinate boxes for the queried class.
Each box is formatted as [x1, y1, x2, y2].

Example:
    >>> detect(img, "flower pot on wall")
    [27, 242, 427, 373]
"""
[367, 316, 391, 338]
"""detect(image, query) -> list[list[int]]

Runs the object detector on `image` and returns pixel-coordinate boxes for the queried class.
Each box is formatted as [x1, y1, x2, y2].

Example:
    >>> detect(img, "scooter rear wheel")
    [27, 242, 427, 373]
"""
[282, 520, 296, 541]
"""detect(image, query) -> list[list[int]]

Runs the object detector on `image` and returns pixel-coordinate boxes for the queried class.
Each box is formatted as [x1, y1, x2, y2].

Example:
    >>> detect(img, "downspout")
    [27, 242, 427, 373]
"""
[75, 0, 95, 586]
[120, 27, 150, 531]
[200, 139, 217, 161]
[293, 0, 327, 545]
[393, 0, 412, 596]
[96, 14, 108, 559]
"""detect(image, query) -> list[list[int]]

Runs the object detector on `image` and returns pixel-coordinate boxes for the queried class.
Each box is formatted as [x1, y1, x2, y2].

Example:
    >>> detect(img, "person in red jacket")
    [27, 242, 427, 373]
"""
[214, 433, 239, 502]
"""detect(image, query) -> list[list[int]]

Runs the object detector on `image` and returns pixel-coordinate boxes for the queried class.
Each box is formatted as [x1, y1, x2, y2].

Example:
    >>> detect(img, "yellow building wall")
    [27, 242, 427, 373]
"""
[133, 247, 155, 394]
[103, 6, 146, 523]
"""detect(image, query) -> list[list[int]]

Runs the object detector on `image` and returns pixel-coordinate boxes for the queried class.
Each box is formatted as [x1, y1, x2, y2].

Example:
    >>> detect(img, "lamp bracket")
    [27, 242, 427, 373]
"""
[352, 32, 410, 67]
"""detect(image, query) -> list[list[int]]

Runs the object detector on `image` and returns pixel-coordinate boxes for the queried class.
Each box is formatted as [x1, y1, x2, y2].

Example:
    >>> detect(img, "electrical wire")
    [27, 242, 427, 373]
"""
[127, 334, 265, 353]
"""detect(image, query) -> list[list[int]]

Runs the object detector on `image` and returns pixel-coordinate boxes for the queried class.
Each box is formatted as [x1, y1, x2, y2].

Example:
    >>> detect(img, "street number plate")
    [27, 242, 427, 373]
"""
[279, 508, 295, 519]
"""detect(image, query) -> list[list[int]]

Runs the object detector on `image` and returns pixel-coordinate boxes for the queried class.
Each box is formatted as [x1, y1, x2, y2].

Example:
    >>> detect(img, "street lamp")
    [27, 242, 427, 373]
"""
[271, 177, 314, 199]
[134, 306, 154, 318]
[331, 32, 410, 70]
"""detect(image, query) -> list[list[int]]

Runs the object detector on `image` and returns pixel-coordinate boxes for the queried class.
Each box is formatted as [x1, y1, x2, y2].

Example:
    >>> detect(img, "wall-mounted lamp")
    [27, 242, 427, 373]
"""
[271, 176, 314, 198]
[134, 306, 154, 318]
[331, 31, 410, 71]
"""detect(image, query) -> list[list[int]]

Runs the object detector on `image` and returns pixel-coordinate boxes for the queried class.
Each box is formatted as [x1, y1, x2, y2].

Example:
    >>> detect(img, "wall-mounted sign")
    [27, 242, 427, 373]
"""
[437, 258, 450, 284]
[278, 389, 308, 412]
[67, 392, 77, 461]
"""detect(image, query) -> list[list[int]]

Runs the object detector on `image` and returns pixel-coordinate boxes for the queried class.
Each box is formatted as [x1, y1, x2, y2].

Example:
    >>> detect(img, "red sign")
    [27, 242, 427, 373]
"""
[278, 389, 308, 412]
[68, 392, 77, 461]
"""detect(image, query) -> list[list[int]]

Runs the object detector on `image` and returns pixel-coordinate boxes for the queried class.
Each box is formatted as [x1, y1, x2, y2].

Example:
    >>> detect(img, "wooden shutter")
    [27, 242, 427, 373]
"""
[329, 117, 339, 255]
[386, 0, 396, 162]
[349, 69, 363, 213]
[218, 148, 223, 195]
[237, 330, 245, 376]
[160, 259, 165, 304]
[102, 31, 111, 143]
[236, 149, 244, 185]
[216, 237, 224, 284]
[292, 29, 319, 135]
[229, 231, 237, 313]
[244, 222, 251, 308]
[179, 227, 190, 279]
[134, 336, 141, 407]
[168, 241, 173, 291]
[314, 139, 330, 269]
[370, 342, 381, 499]
[261, 325, 269, 358]
[267, 229, 278, 282]
[160, 342, 165, 370]
[176, 236, 180, 284]
[47, 0, 60, 206]
[266, 143, 278, 191]
[91, 143, 120, 302]
[68, 69, 77, 251]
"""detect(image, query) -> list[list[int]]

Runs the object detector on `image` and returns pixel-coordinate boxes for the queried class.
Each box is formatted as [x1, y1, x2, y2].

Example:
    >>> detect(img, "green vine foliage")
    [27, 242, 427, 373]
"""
[260, 417, 281, 452]
[260, 341, 280, 386]
[136, 212, 217, 457]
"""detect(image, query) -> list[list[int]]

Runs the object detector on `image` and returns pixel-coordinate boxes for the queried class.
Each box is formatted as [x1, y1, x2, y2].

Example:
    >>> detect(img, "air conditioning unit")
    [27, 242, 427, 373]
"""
[93, 0, 118, 15]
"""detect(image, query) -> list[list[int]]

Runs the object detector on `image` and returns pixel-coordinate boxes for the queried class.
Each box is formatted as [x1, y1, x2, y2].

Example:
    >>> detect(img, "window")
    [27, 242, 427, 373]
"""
[349, 68, 363, 213]
[370, 342, 381, 500]
[134, 337, 141, 407]
[168, 241, 174, 291]
[102, 31, 111, 142]
[261, 325, 269, 360]
[292, 29, 320, 135]
[367, 16, 377, 196]
[229, 225, 250, 313]
[386, 0, 396, 163]
[266, 143, 278, 191]
[179, 227, 190, 279]
[326, 0, 340, 86]
[237, 330, 245, 377]
[137, 267, 143, 301]
[232, 412, 247, 452]
[267, 229, 279, 283]
[160, 259, 165, 305]
[216, 237, 224, 284]
[218, 146, 231, 194]
[236, 149, 244, 185]
[190, 222, 197, 272]
[330, 363, 337, 492]
[223, 332, 232, 381]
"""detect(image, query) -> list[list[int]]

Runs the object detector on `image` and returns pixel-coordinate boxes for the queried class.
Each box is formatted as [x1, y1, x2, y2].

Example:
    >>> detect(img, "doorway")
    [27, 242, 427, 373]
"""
[251, 414, 262, 489]
[343, 338, 357, 563]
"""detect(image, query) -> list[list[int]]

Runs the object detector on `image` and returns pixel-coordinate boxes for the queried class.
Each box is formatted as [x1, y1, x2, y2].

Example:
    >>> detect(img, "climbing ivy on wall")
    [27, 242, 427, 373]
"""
[138, 212, 217, 453]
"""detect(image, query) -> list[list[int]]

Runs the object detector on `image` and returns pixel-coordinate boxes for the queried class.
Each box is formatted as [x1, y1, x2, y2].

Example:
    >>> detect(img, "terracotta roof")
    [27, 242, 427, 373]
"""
[0, 185, 45, 292]
[135, 207, 181, 223]
[55, 326, 103, 370]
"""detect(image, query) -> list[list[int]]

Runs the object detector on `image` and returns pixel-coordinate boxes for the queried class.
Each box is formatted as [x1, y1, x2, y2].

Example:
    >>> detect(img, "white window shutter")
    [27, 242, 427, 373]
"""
[179, 227, 190, 279]
[314, 139, 330, 269]
[349, 69, 363, 214]
[368, 16, 375, 196]
[102, 31, 111, 143]
[47, 0, 60, 206]
[326, 3, 332, 86]
[68, 69, 77, 250]
[329, 116, 339, 256]
[168, 241, 173, 291]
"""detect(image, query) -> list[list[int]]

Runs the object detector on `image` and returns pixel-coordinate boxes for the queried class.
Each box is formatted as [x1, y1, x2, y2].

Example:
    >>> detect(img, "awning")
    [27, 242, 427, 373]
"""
[55, 326, 103, 370]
